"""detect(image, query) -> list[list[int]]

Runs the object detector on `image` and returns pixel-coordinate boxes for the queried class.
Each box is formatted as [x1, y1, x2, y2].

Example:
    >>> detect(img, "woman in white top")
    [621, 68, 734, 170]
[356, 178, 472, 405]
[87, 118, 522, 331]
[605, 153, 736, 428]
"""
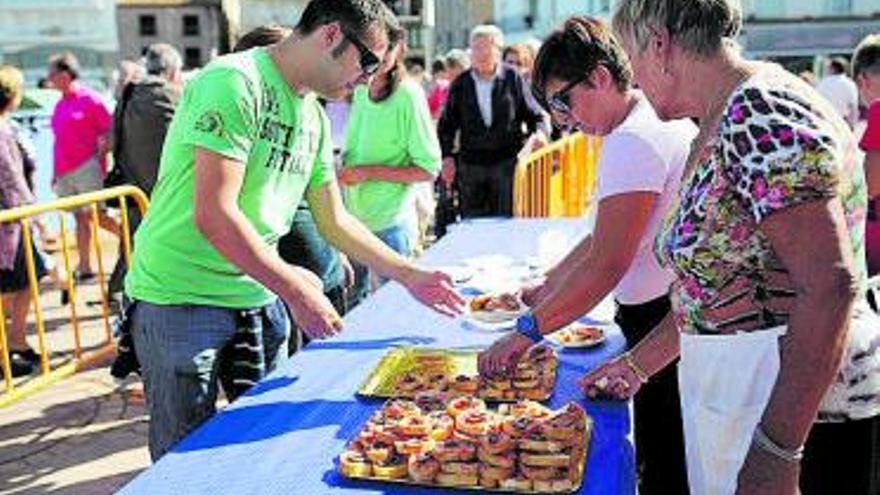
[479, 16, 696, 494]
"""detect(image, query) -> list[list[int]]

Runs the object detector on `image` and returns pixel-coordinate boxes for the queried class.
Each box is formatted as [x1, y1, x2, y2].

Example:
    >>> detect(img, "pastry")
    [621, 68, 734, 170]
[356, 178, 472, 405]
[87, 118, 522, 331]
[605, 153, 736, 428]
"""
[432, 439, 477, 462]
[446, 396, 485, 418]
[449, 374, 479, 394]
[408, 453, 440, 482]
[339, 450, 372, 477]
[435, 471, 479, 487]
[455, 409, 495, 436]
[520, 452, 571, 468]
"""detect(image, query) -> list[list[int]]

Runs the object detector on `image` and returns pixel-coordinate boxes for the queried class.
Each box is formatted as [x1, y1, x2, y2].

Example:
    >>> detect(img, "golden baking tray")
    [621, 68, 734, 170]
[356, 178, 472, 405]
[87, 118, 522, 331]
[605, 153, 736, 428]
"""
[357, 347, 557, 402]
[338, 403, 593, 494]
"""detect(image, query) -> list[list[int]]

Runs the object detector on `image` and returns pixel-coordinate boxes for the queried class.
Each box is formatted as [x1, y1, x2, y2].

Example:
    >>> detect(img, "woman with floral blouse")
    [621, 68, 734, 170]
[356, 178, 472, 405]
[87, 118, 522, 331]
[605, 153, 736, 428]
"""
[579, 1, 880, 494]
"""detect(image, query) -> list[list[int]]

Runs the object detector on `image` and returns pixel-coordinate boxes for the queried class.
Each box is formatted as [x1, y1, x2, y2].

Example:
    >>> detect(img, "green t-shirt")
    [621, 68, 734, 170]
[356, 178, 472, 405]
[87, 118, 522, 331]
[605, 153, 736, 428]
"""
[343, 79, 441, 232]
[125, 48, 335, 308]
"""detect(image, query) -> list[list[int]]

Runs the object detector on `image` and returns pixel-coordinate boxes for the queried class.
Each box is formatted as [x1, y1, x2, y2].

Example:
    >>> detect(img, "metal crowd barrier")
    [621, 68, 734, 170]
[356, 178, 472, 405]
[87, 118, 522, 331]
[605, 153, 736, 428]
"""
[0, 185, 148, 407]
[513, 132, 600, 218]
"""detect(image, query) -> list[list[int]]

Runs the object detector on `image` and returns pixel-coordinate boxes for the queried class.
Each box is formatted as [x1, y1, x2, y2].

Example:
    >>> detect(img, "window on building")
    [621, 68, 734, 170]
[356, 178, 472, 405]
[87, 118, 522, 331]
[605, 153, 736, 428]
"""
[184, 47, 202, 69]
[827, 0, 852, 15]
[183, 15, 200, 36]
[139, 14, 157, 36]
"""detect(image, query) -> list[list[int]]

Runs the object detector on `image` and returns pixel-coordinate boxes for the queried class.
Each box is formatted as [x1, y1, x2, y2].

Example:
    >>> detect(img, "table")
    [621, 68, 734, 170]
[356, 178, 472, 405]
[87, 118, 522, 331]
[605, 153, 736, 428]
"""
[119, 218, 636, 494]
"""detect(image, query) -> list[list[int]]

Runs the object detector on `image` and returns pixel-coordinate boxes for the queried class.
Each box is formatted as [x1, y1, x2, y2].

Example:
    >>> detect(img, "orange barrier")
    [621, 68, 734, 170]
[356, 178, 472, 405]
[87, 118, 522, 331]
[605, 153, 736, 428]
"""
[513, 132, 600, 218]
[0, 186, 148, 407]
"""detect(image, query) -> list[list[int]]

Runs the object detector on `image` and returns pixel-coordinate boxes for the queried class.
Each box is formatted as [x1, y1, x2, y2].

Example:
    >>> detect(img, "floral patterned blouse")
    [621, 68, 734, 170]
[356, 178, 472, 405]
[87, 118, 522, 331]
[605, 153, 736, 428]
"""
[656, 66, 880, 421]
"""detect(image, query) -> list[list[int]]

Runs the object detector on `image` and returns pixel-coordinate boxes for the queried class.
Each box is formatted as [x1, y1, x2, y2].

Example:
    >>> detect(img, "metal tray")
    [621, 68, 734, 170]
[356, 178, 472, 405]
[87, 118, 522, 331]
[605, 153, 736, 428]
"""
[357, 347, 557, 402]
[338, 402, 593, 494]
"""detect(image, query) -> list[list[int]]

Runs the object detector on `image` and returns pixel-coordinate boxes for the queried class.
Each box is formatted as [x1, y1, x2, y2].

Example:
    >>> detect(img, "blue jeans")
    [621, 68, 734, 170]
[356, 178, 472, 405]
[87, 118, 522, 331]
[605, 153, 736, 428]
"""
[131, 298, 290, 461]
[348, 224, 412, 307]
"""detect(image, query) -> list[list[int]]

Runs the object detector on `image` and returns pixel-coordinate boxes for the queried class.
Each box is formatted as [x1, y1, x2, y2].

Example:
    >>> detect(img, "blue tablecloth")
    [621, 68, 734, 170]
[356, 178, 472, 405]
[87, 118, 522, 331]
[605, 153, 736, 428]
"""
[119, 218, 636, 495]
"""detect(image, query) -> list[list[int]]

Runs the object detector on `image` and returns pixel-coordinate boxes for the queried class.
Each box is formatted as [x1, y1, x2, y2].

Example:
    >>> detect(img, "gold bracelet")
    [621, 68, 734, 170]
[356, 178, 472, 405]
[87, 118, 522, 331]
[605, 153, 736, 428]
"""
[622, 352, 650, 384]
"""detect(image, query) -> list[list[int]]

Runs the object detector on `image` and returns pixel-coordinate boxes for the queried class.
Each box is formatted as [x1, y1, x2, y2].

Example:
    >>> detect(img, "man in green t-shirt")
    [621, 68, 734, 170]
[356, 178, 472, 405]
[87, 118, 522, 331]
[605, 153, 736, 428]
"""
[124, 0, 464, 461]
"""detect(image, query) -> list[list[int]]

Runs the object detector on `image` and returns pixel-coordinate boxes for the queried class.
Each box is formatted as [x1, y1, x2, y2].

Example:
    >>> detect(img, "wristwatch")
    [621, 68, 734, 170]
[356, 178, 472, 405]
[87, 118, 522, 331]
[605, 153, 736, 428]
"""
[515, 312, 544, 343]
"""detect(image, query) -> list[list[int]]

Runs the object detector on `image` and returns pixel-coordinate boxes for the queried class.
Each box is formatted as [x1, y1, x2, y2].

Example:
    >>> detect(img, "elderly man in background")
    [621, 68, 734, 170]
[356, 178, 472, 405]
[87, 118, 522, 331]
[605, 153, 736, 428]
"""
[437, 25, 550, 219]
[107, 44, 183, 317]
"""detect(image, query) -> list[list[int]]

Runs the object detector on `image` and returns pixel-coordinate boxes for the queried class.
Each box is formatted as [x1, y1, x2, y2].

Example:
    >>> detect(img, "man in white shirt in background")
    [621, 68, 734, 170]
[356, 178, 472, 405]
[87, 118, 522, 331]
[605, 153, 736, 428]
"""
[816, 56, 860, 128]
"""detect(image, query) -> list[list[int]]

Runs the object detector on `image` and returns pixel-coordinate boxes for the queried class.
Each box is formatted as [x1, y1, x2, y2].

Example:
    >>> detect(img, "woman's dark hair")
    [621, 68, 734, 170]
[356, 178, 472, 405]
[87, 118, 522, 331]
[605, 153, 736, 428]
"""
[431, 57, 447, 76]
[370, 27, 406, 103]
[234, 24, 293, 52]
[532, 16, 632, 106]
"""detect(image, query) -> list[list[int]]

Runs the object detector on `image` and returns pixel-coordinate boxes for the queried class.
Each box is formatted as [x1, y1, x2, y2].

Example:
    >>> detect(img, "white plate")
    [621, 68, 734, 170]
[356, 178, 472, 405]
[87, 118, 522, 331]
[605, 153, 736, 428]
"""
[462, 293, 527, 331]
[548, 322, 609, 349]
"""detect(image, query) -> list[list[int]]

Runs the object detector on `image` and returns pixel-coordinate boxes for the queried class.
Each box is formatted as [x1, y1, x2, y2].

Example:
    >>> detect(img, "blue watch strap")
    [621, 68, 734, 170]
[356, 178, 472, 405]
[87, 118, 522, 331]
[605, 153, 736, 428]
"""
[516, 313, 544, 343]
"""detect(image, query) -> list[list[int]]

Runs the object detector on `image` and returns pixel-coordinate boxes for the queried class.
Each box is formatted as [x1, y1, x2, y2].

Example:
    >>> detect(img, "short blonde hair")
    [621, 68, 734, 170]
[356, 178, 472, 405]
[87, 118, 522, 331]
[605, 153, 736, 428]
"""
[612, 0, 742, 57]
[0, 65, 24, 112]
[470, 24, 504, 48]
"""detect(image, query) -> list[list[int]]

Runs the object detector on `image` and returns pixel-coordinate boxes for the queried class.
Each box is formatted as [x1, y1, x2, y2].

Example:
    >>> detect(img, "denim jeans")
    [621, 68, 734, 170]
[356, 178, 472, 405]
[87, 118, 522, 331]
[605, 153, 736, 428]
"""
[348, 224, 412, 307]
[131, 298, 289, 461]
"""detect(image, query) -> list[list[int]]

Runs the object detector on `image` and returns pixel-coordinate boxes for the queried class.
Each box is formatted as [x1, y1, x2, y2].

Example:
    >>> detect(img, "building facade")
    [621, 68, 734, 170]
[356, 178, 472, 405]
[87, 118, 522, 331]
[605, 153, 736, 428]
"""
[740, 0, 880, 59]
[434, 0, 494, 53]
[238, 0, 309, 35]
[117, 0, 239, 70]
[0, 0, 119, 89]
[485, 0, 880, 61]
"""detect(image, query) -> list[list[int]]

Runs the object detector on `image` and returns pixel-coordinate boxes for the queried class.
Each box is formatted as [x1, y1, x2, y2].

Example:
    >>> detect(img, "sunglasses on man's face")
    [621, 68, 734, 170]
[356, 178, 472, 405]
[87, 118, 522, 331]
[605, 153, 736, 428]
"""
[547, 76, 588, 115]
[342, 29, 381, 76]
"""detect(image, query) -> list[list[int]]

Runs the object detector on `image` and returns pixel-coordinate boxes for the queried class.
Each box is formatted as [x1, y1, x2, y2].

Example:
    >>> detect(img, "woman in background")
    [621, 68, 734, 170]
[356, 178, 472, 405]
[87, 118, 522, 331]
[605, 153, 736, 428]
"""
[340, 29, 442, 302]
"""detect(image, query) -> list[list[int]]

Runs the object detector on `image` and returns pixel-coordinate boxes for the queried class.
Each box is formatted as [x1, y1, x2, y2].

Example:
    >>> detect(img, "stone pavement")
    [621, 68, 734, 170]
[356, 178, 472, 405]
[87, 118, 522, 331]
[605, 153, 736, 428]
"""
[0, 231, 151, 495]
[0, 366, 149, 495]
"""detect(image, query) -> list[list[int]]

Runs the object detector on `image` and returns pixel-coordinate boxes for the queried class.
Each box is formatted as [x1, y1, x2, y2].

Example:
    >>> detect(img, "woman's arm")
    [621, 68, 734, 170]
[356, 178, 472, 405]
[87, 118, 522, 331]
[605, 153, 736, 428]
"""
[478, 191, 659, 376]
[337, 164, 435, 186]
[533, 191, 658, 333]
[754, 197, 858, 450]
[579, 312, 679, 398]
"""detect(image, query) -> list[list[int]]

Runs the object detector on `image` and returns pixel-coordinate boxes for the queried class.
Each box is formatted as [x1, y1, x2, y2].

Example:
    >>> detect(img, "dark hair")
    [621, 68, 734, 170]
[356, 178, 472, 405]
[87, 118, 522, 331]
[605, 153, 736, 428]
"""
[532, 16, 632, 106]
[296, 0, 399, 41]
[829, 57, 849, 76]
[49, 51, 81, 80]
[370, 27, 406, 103]
[431, 57, 447, 75]
[234, 24, 293, 52]
[853, 34, 880, 78]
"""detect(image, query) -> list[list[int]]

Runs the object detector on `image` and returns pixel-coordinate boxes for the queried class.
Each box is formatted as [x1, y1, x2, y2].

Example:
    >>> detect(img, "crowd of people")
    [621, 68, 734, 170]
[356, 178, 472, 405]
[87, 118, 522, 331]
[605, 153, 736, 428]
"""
[1, 0, 879, 493]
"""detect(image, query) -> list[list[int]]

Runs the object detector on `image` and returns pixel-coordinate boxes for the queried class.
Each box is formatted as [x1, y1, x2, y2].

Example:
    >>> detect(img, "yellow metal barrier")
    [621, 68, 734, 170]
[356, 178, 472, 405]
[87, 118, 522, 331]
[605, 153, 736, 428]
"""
[0, 185, 148, 407]
[513, 132, 600, 218]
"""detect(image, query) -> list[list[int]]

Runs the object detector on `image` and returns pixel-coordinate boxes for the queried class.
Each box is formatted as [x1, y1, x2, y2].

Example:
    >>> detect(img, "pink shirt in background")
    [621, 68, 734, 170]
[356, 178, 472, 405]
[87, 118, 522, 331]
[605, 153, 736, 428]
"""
[427, 79, 450, 120]
[51, 84, 111, 179]
[860, 101, 880, 152]
[860, 100, 880, 276]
